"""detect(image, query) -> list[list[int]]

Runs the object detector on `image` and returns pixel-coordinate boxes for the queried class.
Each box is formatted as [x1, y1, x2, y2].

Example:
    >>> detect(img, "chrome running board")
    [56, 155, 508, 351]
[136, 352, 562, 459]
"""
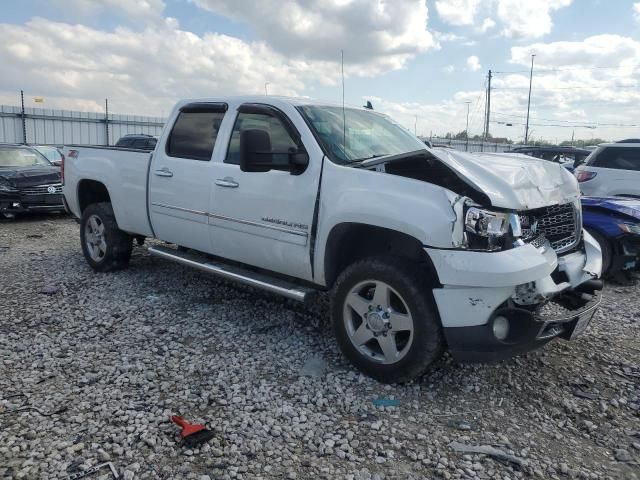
[148, 245, 314, 302]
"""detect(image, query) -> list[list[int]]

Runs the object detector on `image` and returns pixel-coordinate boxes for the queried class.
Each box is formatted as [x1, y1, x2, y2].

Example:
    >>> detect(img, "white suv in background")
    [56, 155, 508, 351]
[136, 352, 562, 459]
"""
[575, 141, 640, 198]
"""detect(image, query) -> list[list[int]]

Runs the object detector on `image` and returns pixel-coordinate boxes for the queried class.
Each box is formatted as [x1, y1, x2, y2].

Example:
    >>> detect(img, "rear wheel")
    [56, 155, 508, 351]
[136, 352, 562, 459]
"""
[587, 228, 612, 276]
[331, 257, 444, 383]
[80, 202, 133, 272]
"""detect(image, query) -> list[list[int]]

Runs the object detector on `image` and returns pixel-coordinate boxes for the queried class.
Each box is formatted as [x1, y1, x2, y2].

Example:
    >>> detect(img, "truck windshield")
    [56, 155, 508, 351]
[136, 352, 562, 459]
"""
[298, 105, 425, 164]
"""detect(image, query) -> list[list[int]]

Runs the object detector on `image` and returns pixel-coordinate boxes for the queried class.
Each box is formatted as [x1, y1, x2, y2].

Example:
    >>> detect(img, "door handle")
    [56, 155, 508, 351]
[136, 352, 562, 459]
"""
[154, 168, 173, 177]
[215, 177, 239, 188]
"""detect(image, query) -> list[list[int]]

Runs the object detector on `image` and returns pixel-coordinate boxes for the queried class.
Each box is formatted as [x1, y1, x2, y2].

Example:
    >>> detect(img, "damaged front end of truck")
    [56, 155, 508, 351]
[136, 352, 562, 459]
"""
[367, 147, 603, 361]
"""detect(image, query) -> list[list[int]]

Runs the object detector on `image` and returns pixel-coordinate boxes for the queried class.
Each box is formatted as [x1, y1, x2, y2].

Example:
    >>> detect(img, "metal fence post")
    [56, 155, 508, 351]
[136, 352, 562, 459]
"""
[20, 90, 27, 144]
[105, 98, 109, 146]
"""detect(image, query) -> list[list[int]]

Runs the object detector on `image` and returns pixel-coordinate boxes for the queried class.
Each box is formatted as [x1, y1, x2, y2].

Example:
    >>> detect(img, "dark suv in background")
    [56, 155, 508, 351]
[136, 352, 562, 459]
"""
[115, 134, 157, 151]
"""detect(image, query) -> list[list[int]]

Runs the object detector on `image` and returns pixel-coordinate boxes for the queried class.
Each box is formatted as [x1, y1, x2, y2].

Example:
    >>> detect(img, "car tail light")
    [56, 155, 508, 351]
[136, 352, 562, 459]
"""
[576, 171, 597, 182]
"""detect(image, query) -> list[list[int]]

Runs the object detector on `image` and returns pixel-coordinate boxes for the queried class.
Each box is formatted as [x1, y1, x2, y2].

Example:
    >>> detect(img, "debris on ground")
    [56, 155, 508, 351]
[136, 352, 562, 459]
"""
[449, 441, 528, 467]
[300, 354, 326, 378]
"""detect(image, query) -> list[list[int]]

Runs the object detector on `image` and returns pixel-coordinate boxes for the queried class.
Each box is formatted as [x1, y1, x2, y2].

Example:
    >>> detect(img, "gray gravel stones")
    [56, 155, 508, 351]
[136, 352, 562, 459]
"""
[1, 215, 639, 479]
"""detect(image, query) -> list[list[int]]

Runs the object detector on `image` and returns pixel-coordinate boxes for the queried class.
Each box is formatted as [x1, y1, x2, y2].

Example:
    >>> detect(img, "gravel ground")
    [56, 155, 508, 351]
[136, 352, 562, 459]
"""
[1, 215, 639, 480]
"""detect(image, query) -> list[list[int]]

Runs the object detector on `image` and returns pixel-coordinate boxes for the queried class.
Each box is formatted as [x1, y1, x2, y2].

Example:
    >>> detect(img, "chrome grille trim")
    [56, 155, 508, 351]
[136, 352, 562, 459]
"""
[521, 202, 581, 254]
[20, 183, 63, 195]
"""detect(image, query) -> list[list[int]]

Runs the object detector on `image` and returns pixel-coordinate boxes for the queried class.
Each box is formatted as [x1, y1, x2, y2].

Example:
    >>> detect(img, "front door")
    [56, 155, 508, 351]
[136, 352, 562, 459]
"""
[208, 104, 321, 281]
[148, 103, 227, 253]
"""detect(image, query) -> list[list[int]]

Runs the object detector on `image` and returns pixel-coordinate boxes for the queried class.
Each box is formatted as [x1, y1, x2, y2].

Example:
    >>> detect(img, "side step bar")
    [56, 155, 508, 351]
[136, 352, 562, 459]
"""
[148, 245, 315, 303]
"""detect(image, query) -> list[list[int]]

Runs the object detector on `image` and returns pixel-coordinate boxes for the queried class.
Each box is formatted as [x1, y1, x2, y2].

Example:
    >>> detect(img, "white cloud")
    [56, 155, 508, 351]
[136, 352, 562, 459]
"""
[480, 18, 496, 32]
[0, 18, 336, 116]
[443, 65, 455, 73]
[466, 55, 481, 71]
[436, 0, 571, 38]
[191, 0, 436, 71]
[53, 0, 166, 19]
[634, 2, 640, 22]
[496, 0, 572, 38]
[434, 0, 481, 26]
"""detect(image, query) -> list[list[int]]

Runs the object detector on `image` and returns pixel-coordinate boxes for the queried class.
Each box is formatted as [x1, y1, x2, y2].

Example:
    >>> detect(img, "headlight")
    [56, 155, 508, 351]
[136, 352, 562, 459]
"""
[464, 207, 519, 251]
[620, 223, 640, 235]
[0, 179, 17, 192]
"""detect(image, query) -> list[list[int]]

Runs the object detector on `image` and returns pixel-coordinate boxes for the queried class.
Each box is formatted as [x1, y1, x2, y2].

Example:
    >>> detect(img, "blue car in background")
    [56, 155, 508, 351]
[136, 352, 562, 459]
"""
[582, 196, 640, 278]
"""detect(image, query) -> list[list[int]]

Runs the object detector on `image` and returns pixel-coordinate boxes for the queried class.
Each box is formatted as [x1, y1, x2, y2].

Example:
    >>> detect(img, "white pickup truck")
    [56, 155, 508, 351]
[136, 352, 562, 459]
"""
[62, 96, 603, 383]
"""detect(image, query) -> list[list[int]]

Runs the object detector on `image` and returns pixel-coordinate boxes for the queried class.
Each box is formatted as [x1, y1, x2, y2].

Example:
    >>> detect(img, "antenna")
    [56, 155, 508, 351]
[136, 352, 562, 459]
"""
[341, 49, 346, 153]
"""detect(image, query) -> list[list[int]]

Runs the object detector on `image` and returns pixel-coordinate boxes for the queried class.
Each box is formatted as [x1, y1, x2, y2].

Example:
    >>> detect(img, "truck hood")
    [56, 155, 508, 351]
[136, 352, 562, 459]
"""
[430, 149, 580, 210]
[581, 196, 640, 221]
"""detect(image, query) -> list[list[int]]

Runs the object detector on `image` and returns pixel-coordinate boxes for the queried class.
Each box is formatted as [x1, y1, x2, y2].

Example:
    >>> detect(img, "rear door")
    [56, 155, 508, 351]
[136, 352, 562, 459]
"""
[208, 103, 321, 281]
[587, 146, 640, 197]
[148, 103, 227, 252]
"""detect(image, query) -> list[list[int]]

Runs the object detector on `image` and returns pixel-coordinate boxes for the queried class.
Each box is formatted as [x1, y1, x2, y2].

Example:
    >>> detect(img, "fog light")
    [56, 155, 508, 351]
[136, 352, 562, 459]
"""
[492, 316, 509, 340]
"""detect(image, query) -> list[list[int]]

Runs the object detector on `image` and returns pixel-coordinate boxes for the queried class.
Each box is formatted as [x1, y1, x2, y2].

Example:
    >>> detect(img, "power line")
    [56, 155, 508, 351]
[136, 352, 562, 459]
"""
[491, 112, 640, 128]
[493, 85, 639, 91]
[493, 65, 639, 75]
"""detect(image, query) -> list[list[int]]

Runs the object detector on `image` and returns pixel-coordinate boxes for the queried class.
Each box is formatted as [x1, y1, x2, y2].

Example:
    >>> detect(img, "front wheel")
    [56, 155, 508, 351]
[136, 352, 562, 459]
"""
[80, 202, 133, 272]
[331, 257, 444, 383]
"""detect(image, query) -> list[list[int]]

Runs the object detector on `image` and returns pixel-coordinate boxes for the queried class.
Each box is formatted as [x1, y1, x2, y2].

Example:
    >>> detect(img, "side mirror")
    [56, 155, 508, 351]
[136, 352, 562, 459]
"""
[52, 160, 62, 167]
[239, 129, 309, 175]
[240, 129, 273, 173]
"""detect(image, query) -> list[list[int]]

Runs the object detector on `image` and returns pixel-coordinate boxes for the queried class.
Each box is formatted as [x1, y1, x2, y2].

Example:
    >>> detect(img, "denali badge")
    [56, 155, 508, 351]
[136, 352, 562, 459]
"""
[47, 186, 57, 194]
[261, 217, 309, 231]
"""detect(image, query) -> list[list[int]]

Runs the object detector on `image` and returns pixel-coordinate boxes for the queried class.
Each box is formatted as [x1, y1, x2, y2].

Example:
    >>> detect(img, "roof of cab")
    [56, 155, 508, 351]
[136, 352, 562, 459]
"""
[174, 95, 365, 111]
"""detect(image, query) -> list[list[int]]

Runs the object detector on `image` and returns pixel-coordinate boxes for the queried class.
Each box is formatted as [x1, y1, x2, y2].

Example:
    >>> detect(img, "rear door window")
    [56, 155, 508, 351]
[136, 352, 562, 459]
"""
[588, 147, 640, 171]
[167, 108, 226, 161]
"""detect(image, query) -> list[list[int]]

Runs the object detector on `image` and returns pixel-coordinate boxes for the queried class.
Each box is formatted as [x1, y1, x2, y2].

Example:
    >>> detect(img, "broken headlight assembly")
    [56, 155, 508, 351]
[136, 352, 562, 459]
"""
[463, 206, 521, 251]
[0, 179, 18, 193]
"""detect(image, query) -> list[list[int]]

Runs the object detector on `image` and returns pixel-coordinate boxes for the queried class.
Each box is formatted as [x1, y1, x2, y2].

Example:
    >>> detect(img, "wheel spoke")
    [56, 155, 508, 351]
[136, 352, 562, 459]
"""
[389, 312, 413, 333]
[377, 334, 399, 363]
[99, 238, 108, 255]
[96, 221, 104, 234]
[351, 322, 374, 346]
[89, 217, 99, 232]
[372, 282, 390, 309]
[346, 292, 371, 317]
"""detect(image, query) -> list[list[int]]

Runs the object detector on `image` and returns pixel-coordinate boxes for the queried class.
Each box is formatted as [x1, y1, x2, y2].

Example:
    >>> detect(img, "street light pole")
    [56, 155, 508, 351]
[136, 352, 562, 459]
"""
[524, 54, 536, 145]
[465, 101, 471, 152]
[264, 82, 269, 95]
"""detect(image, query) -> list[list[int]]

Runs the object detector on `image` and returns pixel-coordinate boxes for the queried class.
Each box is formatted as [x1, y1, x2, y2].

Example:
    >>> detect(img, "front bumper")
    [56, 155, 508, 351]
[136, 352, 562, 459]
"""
[612, 233, 640, 272]
[0, 193, 64, 213]
[426, 230, 603, 361]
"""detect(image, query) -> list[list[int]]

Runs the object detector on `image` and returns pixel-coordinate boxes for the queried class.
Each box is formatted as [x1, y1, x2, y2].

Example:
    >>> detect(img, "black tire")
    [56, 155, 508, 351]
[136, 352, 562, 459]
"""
[587, 228, 612, 276]
[80, 202, 133, 272]
[331, 256, 444, 383]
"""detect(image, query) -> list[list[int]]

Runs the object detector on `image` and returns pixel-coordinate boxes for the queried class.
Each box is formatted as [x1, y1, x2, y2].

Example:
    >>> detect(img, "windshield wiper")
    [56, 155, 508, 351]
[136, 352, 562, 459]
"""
[349, 149, 428, 168]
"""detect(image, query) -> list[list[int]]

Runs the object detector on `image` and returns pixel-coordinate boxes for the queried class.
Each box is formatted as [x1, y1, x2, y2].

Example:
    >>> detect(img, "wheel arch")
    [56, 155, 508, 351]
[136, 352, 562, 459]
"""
[77, 179, 111, 213]
[322, 222, 441, 289]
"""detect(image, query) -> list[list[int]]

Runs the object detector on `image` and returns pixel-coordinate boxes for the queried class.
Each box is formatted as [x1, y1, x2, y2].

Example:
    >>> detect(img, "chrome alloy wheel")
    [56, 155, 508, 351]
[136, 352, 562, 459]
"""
[343, 280, 414, 364]
[84, 214, 107, 262]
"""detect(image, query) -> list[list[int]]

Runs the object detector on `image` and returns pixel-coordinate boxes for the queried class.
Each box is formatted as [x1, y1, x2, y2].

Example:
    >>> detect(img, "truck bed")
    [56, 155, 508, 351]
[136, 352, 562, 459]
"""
[62, 145, 154, 237]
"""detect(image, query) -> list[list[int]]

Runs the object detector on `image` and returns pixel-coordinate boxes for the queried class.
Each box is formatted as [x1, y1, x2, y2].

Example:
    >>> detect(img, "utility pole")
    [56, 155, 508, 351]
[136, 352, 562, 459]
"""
[20, 90, 27, 144]
[570, 129, 574, 146]
[414, 115, 417, 136]
[465, 101, 471, 152]
[483, 70, 492, 144]
[105, 98, 109, 146]
[264, 82, 269, 95]
[524, 54, 536, 145]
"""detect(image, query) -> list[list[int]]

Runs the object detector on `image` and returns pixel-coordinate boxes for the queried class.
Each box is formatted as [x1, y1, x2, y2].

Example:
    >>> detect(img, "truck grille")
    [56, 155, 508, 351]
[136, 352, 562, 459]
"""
[521, 202, 581, 254]
[21, 184, 63, 195]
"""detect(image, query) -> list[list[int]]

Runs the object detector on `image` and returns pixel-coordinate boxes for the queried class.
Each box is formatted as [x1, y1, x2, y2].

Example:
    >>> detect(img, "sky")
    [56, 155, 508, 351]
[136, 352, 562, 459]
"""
[0, 0, 639, 143]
